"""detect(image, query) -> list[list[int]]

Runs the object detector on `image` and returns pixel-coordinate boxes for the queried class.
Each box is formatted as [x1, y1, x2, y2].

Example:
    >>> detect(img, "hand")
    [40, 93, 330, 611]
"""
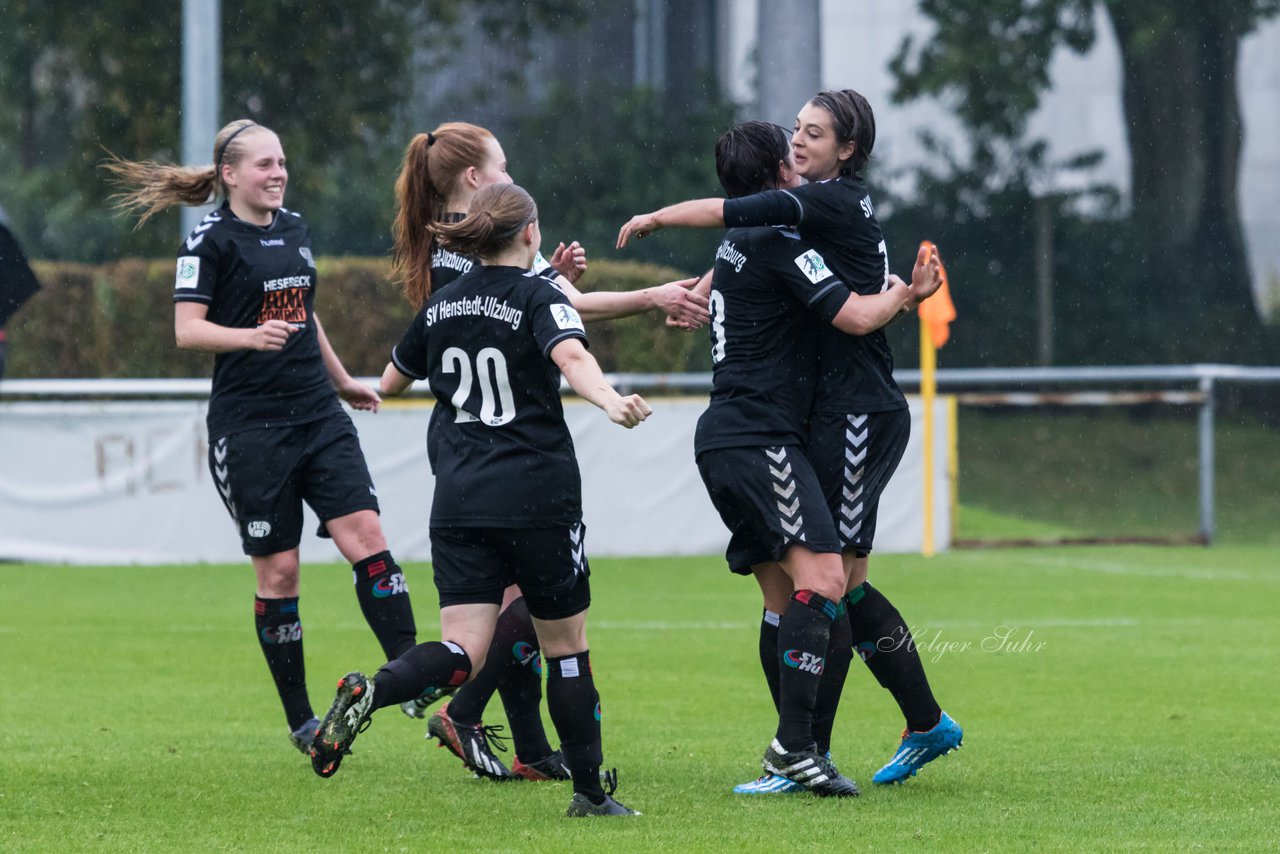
[605, 393, 652, 428]
[616, 212, 661, 249]
[250, 320, 294, 351]
[652, 278, 710, 327]
[910, 242, 943, 305]
[665, 315, 701, 332]
[338, 378, 381, 413]
[549, 240, 588, 284]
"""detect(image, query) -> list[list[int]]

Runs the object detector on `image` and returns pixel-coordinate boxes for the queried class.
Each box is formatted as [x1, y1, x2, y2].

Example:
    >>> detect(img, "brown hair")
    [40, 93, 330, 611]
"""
[433, 184, 537, 261]
[102, 119, 271, 226]
[809, 89, 876, 176]
[391, 122, 496, 308]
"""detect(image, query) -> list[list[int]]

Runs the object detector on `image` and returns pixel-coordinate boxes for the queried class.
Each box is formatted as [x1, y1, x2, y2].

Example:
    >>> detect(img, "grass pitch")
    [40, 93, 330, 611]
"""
[2, 546, 1278, 852]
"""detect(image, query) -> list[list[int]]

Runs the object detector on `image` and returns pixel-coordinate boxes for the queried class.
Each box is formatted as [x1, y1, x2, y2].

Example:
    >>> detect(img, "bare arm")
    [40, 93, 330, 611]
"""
[829, 245, 943, 336]
[556, 275, 708, 325]
[174, 301, 293, 352]
[616, 198, 726, 248]
[666, 269, 714, 330]
[550, 338, 651, 428]
[315, 314, 380, 412]
[379, 362, 416, 397]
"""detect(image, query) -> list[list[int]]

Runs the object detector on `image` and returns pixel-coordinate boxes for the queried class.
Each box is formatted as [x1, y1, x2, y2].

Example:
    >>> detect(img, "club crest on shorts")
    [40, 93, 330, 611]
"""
[247, 520, 272, 538]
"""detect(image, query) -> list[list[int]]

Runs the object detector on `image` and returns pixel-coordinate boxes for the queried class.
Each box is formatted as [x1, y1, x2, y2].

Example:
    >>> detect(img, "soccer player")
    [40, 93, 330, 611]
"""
[309, 183, 642, 818]
[103, 120, 418, 755]
[389, 122, 703, 782]
[688, 121, 938, 796]
[618, 90, 964, 787]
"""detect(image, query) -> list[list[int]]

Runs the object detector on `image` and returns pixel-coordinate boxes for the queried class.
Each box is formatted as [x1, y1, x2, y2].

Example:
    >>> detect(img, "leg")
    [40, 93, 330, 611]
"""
[326, 509, 417, 660]
[252, 549, 314, 738]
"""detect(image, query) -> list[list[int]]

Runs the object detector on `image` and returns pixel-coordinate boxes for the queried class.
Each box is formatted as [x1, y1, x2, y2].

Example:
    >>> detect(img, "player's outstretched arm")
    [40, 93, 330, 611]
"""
[315, 314, 380, 412]
[556, 275, 708, 326]
[831, 275, 914, 336]
[616, 198, 726, 249]
[175, 301, 294, 353]
[550, 338, 651, 428]
[667, 269, 714, 330]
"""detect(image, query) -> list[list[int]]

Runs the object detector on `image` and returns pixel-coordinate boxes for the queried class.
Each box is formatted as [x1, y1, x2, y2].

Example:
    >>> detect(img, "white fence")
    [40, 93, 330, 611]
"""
[0, 385, 952, 565]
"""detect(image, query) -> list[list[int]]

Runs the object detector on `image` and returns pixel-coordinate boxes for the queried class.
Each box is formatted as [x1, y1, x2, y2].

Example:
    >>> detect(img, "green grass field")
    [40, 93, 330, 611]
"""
[3, 545, 1278, 852]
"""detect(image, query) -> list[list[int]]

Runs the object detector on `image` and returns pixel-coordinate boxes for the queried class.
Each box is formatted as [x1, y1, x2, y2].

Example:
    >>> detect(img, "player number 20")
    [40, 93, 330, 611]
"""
[441, 346, 517, 426]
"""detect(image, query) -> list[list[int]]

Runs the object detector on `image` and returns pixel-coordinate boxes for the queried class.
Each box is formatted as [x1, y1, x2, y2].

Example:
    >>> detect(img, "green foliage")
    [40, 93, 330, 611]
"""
[3, 548, 1280, 849]
[510, 80, 737, 276]
[4, 257, 695, 378]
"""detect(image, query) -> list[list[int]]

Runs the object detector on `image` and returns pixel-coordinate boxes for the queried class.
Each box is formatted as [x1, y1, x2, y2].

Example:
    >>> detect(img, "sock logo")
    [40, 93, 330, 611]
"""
[594, 701, 602, 721]
[372, 572, 408, 598]
[513, 641, 543, 675]
[783, 649, 825, 675]
[855, 641, 878, 662]
[260, 621, 302, 644]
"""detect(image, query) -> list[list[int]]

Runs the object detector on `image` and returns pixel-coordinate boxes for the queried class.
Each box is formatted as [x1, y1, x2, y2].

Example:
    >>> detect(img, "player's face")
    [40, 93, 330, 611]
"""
[778, 145, 803, 190]
[792, 102, 855, 182]
[223, 131, 287, 224]
[475, 136, 513, 188]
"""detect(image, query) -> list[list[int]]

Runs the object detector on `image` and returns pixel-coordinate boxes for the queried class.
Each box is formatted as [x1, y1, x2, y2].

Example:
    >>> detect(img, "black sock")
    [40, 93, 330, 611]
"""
[846, 583, 942, 733]
[493, 600, 554, 762]
[352, 551, 417, 660]
[774, 590, 837, 752]
[546, 651, 604, 801]
[758, 610, 781, 713]
[371, 640, 471, 709]
[254, 596, 312, 731]
[813, 599, 853, 755]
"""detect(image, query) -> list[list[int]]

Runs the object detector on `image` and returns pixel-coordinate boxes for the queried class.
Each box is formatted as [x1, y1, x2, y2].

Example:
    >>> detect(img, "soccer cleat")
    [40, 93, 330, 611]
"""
[873, 711, 964, 785]
[512, 750, 572, 781]
[732, 773, 805, 795]
[309, 672, 376, 779]
[565, 769, 640, 817]
[288, 717, 320, 755]
[426, 702, 513, 780]
[762, 739, 860, 797]
[399, 685, 456, 719]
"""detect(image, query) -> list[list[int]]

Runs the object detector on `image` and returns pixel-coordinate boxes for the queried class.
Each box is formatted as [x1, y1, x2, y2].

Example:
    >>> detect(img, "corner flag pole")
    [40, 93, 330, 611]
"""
[920, 311, 938, 557]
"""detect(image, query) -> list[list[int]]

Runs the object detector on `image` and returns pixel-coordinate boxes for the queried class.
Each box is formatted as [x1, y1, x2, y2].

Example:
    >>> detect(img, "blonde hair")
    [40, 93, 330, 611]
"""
[103, 119, 270, 226]
[391, 122, 496, 308]
[434, 184, 537, 261]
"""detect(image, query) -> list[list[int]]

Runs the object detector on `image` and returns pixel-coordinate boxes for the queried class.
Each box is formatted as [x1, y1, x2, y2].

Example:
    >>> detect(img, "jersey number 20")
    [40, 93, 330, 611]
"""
[441, 346, 516, 426]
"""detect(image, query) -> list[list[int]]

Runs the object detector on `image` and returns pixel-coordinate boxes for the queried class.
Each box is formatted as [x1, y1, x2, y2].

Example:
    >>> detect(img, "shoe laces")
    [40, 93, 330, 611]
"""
[467, 722, 509, 755]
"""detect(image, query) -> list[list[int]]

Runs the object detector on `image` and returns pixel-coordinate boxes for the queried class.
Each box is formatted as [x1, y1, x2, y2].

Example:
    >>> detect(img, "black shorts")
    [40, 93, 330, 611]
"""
[208, 412, 380, 557]
[807, 408, 910, 555]
[696, 445, 841, 575]
[429, 524, 591, 621]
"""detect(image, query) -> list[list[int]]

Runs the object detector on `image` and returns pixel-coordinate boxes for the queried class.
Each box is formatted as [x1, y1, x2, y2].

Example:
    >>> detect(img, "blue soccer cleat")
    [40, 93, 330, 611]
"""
[732, 773, 805, 795]
[872, 711, 963, 784]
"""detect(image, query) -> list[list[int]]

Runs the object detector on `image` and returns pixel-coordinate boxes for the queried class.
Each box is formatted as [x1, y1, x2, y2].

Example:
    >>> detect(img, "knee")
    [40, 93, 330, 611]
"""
[256, 557, 300, 597]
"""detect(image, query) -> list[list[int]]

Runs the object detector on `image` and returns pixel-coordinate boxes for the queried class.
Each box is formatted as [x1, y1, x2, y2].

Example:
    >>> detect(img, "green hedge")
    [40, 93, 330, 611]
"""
[6, 257, 702, 379]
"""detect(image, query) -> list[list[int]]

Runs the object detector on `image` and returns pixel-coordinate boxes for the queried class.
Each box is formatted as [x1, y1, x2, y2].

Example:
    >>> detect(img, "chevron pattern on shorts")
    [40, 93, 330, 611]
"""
[212, 437, 237, 524]
[839, 415, 868, 542]
[569, 523, 585, 575]
[766, 446, 805, 541]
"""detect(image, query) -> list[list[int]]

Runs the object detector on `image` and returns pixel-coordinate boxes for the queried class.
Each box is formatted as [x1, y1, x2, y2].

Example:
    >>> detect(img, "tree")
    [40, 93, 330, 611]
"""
[890, 0, 1280, 361]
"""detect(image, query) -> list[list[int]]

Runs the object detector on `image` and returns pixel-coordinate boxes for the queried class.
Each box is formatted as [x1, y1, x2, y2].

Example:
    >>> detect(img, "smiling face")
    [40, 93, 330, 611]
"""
[791, 101, 855, 182]
[222, 130, 287, 225]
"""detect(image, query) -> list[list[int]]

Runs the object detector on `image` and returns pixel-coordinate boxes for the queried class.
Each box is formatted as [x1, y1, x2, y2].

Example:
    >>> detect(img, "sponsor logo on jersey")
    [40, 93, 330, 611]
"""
[550, 303, 584, 331]
[262, 274, 312, 292]
[299, 246, 315, 268]
[424, 295, 523, 329]
[716, 239, 748, 272]
[795, 249, 833, 284]
[372, 572, 408, 598]
[260, 238, 285, 247]
[247, 520, 272, 538]
[783, 649, 825, 675]
[260, 621, 302, 644]
[175, 256, 200, 289]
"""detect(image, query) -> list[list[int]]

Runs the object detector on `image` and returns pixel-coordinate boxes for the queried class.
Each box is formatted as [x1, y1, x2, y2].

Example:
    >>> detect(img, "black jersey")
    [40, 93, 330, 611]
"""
[694, 226, 850, 455]
[391, 264, 589, 528]
[431, 217, 555, 295]
[173, 202, 339, 439]
[724, 177, 907, 413]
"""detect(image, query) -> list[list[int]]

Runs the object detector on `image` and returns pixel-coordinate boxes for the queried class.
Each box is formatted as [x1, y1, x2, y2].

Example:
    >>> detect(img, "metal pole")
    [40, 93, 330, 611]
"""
[181, 0, 221, 238]
[1198, 375, 1216, 544]
[1034, 195, 1055, 365]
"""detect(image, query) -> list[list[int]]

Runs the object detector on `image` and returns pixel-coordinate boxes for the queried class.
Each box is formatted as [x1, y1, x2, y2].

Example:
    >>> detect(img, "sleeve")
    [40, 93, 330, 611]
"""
[725, 182, 850, 232]
[172, 236, 220, 304]
[530, 251, 553, 276]
[389, 311, 431, 380]
[772, 242, 849, 324]
[529, 282, 589, 358]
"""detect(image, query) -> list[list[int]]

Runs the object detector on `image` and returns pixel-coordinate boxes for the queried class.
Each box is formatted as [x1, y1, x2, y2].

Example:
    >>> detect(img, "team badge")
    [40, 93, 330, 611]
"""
[299, 246, 315, 268]
[550, 303, 585, 331]
[795, 249, 833, 284]
[175, 256, 200, 289]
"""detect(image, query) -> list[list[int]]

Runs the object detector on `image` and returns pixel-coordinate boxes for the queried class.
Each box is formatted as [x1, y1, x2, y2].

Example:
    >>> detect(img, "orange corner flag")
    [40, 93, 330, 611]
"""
[917, 240, 956, 348]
